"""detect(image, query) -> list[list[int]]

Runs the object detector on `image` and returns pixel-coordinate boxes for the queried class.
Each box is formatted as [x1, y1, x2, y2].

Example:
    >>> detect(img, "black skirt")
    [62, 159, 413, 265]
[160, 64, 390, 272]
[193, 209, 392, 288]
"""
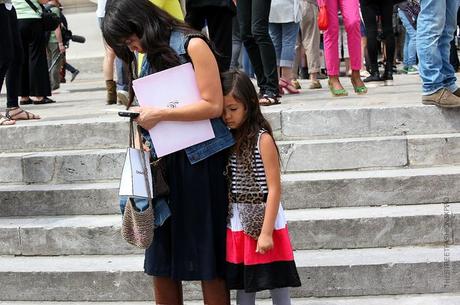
[144, 149, 229, 281]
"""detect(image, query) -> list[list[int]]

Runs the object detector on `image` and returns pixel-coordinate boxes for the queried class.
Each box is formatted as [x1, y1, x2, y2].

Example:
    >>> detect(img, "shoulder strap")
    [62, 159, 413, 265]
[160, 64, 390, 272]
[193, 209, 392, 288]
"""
[24, 0, 40, 13]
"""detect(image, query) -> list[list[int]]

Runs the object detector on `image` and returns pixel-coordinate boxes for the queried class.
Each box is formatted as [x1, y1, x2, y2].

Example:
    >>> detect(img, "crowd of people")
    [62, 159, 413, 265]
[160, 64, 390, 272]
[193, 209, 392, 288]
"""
[1, 0, 460, 304]
[0, 0, 79, 126]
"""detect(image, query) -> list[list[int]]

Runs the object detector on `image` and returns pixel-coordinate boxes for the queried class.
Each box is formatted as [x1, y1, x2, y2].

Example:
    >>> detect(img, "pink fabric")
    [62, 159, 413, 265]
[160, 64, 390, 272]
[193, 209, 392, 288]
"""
[323, 0, 362, 76]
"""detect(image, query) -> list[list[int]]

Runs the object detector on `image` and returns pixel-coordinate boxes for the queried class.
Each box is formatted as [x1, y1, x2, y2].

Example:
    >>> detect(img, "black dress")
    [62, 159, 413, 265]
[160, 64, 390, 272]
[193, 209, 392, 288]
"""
[144, 148, 229, 280]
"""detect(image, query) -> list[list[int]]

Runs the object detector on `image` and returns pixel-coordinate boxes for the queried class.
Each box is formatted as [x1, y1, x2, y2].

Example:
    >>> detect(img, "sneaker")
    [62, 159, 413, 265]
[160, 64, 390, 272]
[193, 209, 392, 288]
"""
[401, 66, 418, 75]
[360, 70, 371, 78]
[70, 70, 80, 82]
[117, 90, 129, 106]
[363, 72, 382, 83]
[381, 69, 393, 86]
[422, 88, 460, 108]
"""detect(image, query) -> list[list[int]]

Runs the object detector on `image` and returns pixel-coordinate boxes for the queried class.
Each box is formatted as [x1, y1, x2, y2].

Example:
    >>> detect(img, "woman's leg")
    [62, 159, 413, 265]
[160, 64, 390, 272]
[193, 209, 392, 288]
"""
[238, 0, 266, 92]
[202, 278, 230, 305]
[379, 1, 395, 74]
[324, 0, 346, 91]
[361, 1, 379, 75]
[251, 0, 279, 96]
[340, 0, 365, 88]
[270, 287, 291, 305]
[153, 276, 183, 305]
[324, 0, 340, 77]
[28, 19, 51, 99]
[236, 290, 256, 305]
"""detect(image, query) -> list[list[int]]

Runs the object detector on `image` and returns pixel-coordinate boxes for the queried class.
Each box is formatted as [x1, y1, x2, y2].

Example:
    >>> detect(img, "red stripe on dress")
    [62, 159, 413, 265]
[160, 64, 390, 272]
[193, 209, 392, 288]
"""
[226, 228, 295, 265]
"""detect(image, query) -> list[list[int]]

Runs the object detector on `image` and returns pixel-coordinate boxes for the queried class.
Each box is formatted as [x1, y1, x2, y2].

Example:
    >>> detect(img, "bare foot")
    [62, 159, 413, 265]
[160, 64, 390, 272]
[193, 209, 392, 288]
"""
[0, 114, 16, 126]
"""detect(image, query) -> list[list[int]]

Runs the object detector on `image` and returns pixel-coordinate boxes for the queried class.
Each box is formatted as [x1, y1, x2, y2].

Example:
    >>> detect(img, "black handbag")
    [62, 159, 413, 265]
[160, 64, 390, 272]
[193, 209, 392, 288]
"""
[25, 0, 60, 32]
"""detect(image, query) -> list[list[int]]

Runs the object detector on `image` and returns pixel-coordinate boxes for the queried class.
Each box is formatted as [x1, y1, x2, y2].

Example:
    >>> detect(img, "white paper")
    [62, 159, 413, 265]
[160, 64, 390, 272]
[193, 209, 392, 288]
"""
[119, 148, 153, 198]
[132, 63, 215, 157]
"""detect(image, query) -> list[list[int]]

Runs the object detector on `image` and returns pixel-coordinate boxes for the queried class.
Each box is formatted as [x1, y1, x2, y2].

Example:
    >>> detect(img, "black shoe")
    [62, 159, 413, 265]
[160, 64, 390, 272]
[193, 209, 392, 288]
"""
[70, 70, 80, 82]
[33, 97, 56, 105]
[381, 69, 394, 86]
[363, 72, 382, 83]
[19, 98, 33, 105]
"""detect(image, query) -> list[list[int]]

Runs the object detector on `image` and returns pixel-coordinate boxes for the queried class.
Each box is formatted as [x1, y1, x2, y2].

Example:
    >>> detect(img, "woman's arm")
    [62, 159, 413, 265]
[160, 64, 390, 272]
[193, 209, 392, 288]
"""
[134, 37, 223, 130]
[256, 133, 281, 254]
[38, 0, 48, 4]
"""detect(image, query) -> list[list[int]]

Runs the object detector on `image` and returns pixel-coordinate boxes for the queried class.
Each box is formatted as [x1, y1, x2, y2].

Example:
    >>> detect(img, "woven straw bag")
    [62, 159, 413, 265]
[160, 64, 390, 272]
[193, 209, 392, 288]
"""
[121, 120, 154, 248]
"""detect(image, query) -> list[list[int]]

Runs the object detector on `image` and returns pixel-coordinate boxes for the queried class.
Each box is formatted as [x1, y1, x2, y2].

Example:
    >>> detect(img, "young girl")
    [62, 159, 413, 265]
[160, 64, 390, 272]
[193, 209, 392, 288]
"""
[221, 70, 301, 305]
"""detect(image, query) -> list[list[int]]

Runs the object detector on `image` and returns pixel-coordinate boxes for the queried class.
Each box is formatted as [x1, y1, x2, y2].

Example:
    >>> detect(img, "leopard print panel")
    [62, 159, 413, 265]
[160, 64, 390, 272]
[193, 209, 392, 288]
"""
[226, 131, 267, 239]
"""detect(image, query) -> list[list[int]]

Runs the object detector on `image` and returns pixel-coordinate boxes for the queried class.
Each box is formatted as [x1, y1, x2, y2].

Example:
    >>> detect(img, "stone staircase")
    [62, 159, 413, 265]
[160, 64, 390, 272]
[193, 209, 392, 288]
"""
[0, 75, 459, 303]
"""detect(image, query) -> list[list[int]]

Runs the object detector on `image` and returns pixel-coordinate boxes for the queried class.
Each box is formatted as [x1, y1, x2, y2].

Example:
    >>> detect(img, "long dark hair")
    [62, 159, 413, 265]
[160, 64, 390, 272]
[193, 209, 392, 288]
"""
[221, 70, 277, 157]
[101, 0, 197, 107]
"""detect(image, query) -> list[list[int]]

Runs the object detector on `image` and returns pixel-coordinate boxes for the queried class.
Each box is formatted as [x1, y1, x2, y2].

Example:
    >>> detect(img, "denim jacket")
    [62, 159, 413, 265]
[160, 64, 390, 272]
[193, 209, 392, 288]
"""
[138, 30, 234, 164]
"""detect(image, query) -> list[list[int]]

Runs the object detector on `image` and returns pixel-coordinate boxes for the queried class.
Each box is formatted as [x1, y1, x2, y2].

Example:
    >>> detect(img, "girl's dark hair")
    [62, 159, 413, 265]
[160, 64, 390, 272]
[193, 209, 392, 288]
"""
[101, 0, 198, 108]
[221, 70, 277, 157]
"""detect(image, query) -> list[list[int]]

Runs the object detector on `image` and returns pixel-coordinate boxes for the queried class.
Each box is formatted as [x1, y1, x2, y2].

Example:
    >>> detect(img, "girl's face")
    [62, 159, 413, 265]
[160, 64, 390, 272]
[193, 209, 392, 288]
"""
[124, 34, 144, 53]
[223, 94, 246, 129]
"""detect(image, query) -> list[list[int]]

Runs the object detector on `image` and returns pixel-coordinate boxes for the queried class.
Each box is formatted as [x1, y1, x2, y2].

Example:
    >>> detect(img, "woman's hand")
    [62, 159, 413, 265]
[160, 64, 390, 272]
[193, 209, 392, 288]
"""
[256, 233, 274, 254]
[132, 106, 164, 130]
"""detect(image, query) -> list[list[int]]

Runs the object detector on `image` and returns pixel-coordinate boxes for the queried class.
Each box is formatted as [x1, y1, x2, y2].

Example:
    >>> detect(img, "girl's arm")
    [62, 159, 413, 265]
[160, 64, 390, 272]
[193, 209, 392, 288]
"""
[256, 133, 281, 254]
[134, 37, 223, 130]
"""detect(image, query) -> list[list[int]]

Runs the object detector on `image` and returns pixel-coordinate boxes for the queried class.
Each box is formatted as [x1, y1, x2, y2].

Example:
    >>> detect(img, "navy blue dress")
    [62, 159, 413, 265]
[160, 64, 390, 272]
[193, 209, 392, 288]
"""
[144, 148, 229, 280]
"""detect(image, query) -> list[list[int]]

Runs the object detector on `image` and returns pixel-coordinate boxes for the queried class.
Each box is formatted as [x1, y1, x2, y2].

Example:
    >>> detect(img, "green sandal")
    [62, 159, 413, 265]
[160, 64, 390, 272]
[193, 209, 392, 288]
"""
[328, 79, 348, 97]
[351, 78, 368, 95]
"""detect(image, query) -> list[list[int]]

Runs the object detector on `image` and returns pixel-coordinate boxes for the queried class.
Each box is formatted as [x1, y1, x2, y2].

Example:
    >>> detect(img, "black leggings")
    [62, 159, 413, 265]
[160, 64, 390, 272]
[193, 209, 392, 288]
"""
[0, 4, 21, 108]
[361, 0, 395, 72]
[237, 0, 279, 95]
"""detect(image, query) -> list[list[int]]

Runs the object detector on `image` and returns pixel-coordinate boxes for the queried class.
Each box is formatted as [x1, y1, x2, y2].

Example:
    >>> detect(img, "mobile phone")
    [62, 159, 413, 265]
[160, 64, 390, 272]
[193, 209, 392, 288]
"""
[118, 111, 140, 118]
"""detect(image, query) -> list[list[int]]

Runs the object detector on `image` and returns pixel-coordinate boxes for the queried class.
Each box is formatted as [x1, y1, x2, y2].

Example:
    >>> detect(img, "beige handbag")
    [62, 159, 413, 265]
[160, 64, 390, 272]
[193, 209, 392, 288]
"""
[121, 119, 154, 249]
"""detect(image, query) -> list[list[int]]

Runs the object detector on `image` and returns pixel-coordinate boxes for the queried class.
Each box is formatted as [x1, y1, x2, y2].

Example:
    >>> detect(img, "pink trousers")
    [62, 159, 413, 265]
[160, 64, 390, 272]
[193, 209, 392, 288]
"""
[323, 0, 362, 76]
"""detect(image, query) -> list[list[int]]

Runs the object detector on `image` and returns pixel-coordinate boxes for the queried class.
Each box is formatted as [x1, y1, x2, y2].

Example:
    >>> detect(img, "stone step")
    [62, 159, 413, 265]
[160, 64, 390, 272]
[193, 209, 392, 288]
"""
[3, 104, 460, 153]
[265, 104, 460, 140]
[2, 203, 458, 255]
[0, 246, 458, 300]
[1, 293, 460, 304]
[0, 149, 125, 184]
[0, 182, 119, 217]
[283, 165, 460, 209]
[4, 132, 460, 185]
[280, 133, 460, 172]
[0, 118, 128, 153]
[3, 166, 460, 217]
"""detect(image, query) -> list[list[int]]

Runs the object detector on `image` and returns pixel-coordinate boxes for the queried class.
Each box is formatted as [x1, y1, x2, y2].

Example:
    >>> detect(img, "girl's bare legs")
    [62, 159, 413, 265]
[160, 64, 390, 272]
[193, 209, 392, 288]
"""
[202, 278, 230, 305]
[103, 43, 117, 104]
[153, 277, 183, 305]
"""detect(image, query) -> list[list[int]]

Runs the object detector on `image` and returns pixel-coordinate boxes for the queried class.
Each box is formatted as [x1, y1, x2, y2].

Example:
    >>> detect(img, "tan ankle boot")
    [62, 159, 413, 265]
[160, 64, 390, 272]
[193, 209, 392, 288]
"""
[105, 80, 117, 105]
[422, 88, 460, 108]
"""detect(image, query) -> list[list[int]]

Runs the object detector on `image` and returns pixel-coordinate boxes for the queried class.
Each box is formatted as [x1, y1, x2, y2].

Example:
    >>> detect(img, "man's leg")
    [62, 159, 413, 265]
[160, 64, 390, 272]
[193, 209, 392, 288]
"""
[417, 0, 447, 95]
[441, 0, 460, 92]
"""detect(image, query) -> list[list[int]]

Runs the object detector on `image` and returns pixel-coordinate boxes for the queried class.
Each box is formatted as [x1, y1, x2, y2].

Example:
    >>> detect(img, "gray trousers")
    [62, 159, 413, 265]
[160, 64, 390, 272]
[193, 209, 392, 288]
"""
[47, 42, 62, 91]
[293, 0, 321, 77]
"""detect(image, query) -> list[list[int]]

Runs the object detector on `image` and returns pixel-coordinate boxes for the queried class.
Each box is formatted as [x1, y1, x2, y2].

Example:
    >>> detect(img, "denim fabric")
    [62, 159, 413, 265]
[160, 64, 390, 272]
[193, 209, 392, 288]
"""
[139, 30, 234, 165]
[269, 22, 300, 68]
[115, 57, 128, 91]
[120, 196, 171, 229]
[398, 9, 417, 66]
[416, 0, 460, 95]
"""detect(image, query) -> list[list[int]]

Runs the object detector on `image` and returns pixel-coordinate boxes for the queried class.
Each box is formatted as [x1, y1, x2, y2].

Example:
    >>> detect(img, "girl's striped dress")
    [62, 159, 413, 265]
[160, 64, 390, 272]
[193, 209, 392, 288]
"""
[226, 130, 301, 292]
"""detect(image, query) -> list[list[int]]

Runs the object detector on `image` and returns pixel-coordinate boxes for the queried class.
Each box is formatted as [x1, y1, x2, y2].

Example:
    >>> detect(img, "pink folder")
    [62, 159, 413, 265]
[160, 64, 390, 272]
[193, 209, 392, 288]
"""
[132, 63, 215, 157]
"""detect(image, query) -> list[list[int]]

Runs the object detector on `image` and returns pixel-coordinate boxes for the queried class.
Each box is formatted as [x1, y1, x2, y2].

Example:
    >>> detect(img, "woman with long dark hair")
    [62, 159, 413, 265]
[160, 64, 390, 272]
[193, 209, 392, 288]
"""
[102, 0, 234, 304]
